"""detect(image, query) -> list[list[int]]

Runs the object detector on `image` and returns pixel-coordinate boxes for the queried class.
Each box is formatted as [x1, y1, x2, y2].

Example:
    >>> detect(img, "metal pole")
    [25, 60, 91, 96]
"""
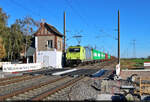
[133, 40, 136, 58]
[118, 10, 120, 64]
[63, 11, 66, 67]
[63, 11, 66, 53]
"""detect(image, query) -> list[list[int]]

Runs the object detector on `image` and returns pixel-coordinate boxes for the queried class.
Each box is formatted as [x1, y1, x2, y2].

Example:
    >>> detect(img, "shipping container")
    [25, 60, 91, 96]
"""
[105, 53, 108, 59]
[84, 47, 92, 60]
[92, 49, 103, 60]
[104, 53, 106, 59]
[97, 51, 101, 60]
[92, 49, 98, 60]
[101, 52, 105, 59]
[108, 54, 111, 59]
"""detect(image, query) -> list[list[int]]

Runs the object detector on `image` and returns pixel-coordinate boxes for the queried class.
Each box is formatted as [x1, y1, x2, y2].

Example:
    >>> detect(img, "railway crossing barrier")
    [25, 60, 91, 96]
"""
[144, 62, 150, 68]
[0, 62, 11, 68]
[2, 63, 42, 73]
[116, 63, 120, 76]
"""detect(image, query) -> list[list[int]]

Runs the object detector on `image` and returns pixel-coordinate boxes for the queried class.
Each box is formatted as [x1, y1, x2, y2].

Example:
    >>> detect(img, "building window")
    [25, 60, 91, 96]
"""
[47, 40, 53, 48]
[57, 41, 61, 50]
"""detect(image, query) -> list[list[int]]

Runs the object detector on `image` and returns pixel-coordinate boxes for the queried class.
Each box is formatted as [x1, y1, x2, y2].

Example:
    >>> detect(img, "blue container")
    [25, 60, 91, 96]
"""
[84, 47, 92, 60]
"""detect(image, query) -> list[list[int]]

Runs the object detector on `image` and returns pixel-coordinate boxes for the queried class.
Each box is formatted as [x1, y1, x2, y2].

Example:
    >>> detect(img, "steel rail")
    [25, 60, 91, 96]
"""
[31, 76, 84, 101]
[0, 74, 29, 82]
[0, 76, 68, 101]
[0, 75, 43, 86]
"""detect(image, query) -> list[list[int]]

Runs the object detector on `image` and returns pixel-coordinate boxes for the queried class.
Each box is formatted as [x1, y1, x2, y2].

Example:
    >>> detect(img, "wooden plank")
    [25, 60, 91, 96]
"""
[141, 84, 150, 87]
[141, 77, 150, 80]
[140, 77, 142, 96]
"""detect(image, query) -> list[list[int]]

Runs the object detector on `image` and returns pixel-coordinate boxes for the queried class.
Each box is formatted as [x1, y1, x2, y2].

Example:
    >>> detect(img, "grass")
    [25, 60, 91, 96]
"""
[120, 58, 150, 69]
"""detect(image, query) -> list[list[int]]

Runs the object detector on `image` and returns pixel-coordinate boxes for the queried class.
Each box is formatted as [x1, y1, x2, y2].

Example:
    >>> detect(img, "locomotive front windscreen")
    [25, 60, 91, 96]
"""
[69, 48, 80, 52]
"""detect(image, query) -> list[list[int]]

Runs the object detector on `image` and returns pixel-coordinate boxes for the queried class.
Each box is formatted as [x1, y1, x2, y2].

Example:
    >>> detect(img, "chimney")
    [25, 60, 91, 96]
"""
[40, 19, 45, 27]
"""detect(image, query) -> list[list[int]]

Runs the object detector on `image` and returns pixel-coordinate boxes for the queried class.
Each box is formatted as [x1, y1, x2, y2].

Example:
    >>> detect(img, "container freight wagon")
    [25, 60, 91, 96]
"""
[100, 52, 105, 60]
[92, 49, 102, 60]
[104, 53, 111, 61]
[105, 53, 108, 60]
[85, 47, 92, 61]
[108, 54, 111, 59]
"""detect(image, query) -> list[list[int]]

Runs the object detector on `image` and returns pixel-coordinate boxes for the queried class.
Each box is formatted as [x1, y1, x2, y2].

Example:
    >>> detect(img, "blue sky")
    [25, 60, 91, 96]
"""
[0, 0, 150, 58]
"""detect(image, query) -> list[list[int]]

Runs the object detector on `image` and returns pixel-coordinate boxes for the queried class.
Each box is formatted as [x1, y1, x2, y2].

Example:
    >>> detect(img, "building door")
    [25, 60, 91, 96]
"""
[29, 56, 33, 63]
[43, 56, 49, 67]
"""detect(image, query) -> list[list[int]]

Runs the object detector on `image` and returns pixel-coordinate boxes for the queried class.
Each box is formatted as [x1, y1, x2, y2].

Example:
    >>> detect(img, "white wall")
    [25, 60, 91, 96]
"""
[35, 37, 38, 50]
[56, 51, 63, 68]
[36, 50, 62, 68]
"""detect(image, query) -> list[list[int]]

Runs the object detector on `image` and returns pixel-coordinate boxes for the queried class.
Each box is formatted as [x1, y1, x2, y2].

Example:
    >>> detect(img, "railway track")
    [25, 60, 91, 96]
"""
[75, 59, 117, 69]
[0, 74, 29, 82]
[0, 76, 84, 101]
[0, 75, 42, 86]
[32, 76, 84, 101]
[0, 59, 117, 101]
[5, 70, 112, 101]
[0, 75, 58, 96]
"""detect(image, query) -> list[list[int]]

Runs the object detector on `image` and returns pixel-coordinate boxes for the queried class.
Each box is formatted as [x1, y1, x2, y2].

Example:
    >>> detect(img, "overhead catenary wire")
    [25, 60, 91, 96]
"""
[8, 0, 42, 18]
[65, 0, 89, 27]
[64, 0, 115, 51]
[72, 0, 106, 35]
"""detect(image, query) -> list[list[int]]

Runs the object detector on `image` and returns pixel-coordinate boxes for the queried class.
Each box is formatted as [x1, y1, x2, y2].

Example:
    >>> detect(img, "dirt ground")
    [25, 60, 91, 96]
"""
[120, 70, 150, 79]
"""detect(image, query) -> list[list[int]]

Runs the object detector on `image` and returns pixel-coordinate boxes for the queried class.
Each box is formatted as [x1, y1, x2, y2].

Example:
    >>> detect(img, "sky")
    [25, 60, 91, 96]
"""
[0, 0, 150, 58]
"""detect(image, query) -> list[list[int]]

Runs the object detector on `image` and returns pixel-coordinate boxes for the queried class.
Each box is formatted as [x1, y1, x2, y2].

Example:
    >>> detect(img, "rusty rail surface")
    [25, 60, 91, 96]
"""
[31, 76, 84, 101]
[0, 74, 29, 82]
[0, 76, 68, 101]
[0, 75, 43, 86]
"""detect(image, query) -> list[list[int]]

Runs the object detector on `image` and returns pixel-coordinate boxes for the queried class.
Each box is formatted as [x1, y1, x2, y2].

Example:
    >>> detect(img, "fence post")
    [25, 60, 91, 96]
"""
[140, 77, 141, 96]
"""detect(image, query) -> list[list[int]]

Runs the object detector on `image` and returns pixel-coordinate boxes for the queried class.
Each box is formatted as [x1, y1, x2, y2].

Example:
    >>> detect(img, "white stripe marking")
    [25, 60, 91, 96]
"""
[52, 68, 77, 75]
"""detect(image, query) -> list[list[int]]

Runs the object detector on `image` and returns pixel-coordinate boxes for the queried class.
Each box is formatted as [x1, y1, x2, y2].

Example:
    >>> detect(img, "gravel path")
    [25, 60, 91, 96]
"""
[43, 77, 99, 101]
[69, 80, 98, 100]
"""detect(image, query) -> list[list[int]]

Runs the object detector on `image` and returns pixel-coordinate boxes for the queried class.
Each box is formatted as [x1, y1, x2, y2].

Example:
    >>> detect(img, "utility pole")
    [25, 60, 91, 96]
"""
[63, 12, 66, 53]
[118, 10, 120, 64]
[63, 11, 66, 67]
[127, 48, 128, 58]
[115, 10, 121, 78]
[132, 40, 136, 58]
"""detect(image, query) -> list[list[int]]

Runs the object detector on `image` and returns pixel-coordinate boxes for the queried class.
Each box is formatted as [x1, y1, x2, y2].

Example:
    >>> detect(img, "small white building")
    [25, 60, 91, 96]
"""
[26, 22, 63, 68]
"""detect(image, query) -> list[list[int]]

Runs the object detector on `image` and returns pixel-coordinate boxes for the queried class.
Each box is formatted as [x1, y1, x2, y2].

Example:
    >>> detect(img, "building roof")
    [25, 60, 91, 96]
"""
[34, 22, 63, 37]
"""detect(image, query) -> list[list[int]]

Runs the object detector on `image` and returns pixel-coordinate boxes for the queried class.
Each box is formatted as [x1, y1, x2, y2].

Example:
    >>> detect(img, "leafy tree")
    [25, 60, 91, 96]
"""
[15, 16, 40, 57]
[0, 8, 9, 60]
[8, 24, 23, 60]
[0, 37, 6, 60]
[0, 8, 39, 61]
